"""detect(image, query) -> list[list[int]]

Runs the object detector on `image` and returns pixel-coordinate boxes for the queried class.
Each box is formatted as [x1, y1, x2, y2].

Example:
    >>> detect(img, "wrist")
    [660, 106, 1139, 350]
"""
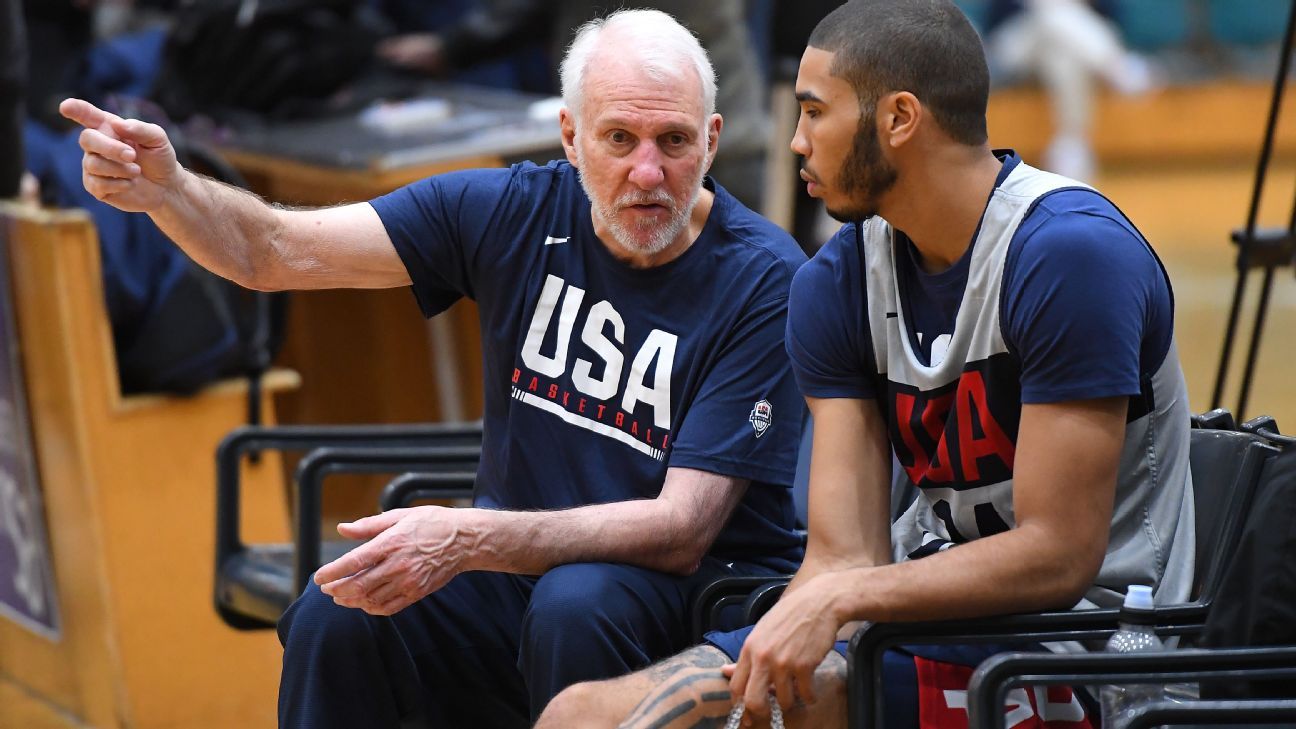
[160, 167, 197, 217]
[818, 569, 861, 626]
[453, 508, 499, 573]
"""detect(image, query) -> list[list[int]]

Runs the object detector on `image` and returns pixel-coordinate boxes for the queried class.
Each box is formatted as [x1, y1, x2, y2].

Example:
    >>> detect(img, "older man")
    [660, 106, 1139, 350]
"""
[61, 9, 806, 728]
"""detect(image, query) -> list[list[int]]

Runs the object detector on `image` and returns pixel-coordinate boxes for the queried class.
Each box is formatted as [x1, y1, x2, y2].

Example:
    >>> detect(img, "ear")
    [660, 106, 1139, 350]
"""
[559, 108, 580, 166]
[878, 91, 921, 149]
[705, 113, 723, 171]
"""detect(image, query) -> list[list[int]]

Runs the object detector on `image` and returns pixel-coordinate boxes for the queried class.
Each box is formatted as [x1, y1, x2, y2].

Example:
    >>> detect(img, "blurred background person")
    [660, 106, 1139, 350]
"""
[984, 0, 1159, 181]
[375, 0, 772, 211]
[372, 0, 552, 93]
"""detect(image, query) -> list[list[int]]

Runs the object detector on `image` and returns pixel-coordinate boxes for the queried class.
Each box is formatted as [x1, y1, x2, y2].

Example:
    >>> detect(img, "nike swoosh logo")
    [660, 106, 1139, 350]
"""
[544, 236, 569, 246]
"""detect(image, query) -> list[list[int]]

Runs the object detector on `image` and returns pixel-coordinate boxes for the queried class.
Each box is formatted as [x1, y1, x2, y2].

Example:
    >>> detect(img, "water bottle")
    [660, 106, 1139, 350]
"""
[1100, 585, 1165, 729]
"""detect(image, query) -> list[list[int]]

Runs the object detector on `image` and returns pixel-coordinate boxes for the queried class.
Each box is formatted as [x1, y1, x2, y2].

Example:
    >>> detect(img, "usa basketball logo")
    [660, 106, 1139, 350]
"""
[749, 399, 772, 438]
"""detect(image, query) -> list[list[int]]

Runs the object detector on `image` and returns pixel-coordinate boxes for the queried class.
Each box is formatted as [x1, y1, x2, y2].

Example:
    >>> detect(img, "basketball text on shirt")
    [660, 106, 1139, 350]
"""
[514, 274, 678, 456]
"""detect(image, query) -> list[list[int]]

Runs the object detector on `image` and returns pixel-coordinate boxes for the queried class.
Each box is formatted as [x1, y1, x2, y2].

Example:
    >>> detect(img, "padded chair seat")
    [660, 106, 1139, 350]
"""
[217, 541, 357, 627]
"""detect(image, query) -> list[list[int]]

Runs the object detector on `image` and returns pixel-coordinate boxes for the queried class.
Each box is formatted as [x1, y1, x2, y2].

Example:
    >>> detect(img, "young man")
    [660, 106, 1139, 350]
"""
[62, 10, 807, 727]
[538, 1, 1193, 726]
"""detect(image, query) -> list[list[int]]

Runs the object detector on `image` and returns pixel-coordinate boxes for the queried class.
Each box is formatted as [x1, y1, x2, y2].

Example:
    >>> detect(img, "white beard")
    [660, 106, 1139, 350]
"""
[576, 146, 706, 258]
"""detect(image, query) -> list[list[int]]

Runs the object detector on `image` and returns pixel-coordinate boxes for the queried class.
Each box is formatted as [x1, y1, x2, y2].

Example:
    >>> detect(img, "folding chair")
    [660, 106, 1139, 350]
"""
[213, 421, 482, 629]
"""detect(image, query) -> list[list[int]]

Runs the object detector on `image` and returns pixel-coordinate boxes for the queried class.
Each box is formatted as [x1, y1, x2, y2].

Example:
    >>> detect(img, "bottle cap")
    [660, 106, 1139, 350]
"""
[1124, 585, 1154, 610]
[1120, 584, 1157, 622]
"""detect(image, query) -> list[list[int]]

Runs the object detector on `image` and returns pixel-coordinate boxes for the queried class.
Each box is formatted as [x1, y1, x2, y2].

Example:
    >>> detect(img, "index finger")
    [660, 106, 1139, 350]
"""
[315, 541, 383, 586]
[728, 653, 751, 702]
[741, 663, 772, 724]
[59, 98, 122, 132]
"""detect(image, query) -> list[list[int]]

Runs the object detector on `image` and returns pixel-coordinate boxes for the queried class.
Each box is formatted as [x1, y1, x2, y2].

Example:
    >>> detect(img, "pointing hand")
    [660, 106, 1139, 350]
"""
[59, 97, 182, 214]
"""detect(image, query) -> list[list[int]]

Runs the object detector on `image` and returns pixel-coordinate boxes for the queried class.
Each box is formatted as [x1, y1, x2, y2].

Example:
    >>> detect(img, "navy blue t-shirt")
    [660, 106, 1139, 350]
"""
[370, 160, 807, 566]
[788, 153, 1174, 406]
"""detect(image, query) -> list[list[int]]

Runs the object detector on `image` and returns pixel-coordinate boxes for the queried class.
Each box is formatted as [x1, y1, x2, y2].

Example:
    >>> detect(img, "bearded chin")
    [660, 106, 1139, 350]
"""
[828, 114, 897, 223]
[576, 146, 707, 257]
[826, 201, 877, 223]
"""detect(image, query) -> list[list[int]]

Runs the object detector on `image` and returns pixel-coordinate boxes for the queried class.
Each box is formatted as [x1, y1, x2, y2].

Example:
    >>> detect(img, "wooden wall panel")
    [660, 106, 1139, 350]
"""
[0, 205, 299, 728]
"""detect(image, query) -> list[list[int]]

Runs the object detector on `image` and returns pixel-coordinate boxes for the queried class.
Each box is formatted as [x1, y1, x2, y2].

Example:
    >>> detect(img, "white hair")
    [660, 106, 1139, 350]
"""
[560, 9, 717, 123]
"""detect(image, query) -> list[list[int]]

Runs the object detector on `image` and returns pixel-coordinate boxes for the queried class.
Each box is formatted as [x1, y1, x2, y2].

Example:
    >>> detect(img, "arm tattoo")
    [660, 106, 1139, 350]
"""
[642, 699, 697, 729]
[645, 646, 728, 681]
[623, 672, 729, 727]
[621, 649, 734, 729]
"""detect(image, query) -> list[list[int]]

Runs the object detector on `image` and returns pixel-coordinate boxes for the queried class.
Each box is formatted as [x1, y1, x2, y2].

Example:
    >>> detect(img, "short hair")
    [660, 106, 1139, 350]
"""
[560, 9, 717, 122]
[809, 0, 989, 145]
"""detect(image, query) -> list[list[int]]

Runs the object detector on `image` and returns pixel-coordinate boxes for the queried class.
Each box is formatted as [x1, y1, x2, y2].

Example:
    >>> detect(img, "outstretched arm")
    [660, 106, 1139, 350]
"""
[60, 98, 409, 291]
[314, 466, 749, 616]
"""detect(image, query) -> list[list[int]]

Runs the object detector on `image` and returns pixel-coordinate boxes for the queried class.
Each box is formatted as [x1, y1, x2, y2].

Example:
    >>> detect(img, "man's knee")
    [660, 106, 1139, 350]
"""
[523, 563, 657, 642]
[278, 579, 374, 650]
[619, 665, 733, 728]
[539, 660, 732, 729]
[535, 681, 610, 729]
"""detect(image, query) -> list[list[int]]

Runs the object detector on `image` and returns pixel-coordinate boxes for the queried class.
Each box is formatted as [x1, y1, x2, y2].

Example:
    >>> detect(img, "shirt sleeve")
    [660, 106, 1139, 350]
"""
[667, 294, 805, 487]
[786, 225, 880, 400]
[368, 166, 516, 318]
[1002, 205, 1173, 404]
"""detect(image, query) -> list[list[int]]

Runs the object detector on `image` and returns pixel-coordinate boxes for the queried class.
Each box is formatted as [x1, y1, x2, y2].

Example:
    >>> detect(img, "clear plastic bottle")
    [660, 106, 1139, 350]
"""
[1100, 585, 1166, 729]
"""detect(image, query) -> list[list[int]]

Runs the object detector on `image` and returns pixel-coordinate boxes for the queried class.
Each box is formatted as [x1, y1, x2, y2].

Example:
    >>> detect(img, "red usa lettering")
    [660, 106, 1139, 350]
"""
[941, 687, 1087, 727]
[893, 370, 1015, 487]
[916, 657, 1092, 729]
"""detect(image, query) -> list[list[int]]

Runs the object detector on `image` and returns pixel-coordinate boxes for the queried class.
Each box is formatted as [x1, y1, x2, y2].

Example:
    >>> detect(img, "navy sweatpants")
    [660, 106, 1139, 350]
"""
[278, 559, 784, 728]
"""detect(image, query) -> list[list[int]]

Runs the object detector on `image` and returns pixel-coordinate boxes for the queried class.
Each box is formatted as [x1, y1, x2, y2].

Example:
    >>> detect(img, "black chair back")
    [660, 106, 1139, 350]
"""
[1199, 442, 1296, 699]
[1187, 429, 1275, 601]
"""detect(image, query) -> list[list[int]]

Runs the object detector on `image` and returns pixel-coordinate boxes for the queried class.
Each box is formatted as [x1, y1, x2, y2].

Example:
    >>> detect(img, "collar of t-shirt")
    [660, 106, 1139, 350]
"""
[895, 150, 1020, 367]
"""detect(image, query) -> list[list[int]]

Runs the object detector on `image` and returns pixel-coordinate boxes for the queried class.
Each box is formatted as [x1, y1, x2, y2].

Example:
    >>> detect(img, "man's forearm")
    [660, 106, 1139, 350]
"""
[822, 523, 1095, 626]
[317, 470, 745, 614]
[446, 468, 746, 576]
[783, 546, 884, 598]
[457, 499, 707, 576]
[151, 169, 285, 289]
